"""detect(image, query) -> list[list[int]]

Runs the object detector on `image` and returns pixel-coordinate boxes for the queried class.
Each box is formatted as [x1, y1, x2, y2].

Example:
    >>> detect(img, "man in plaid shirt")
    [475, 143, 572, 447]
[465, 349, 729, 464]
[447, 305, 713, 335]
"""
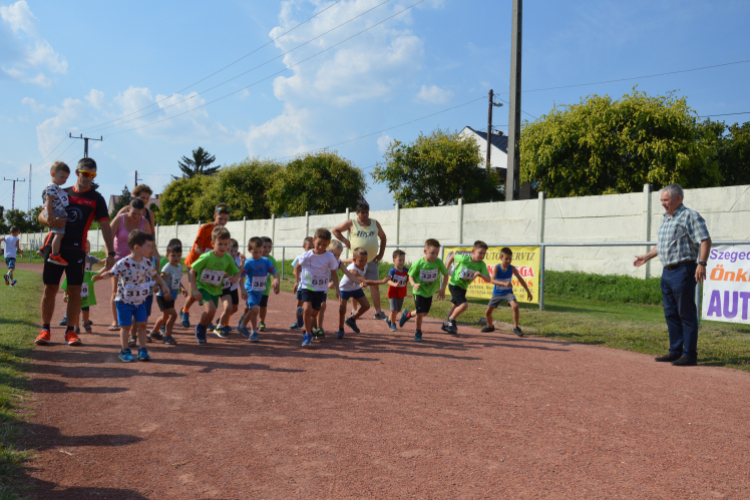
[634, 184, 711, 366]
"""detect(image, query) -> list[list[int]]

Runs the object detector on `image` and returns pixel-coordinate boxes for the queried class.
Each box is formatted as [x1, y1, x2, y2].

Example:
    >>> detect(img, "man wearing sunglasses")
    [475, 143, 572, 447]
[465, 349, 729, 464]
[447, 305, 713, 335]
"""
[35, 157, 115, 346]
[180, 203, 231, 327]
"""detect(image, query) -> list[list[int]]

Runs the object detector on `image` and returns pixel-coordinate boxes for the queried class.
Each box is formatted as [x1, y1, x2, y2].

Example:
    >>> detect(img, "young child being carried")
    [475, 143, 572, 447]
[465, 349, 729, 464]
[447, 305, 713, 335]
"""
[150, 239, 187, 345]
[238, 237, 279, 341]
[441, 241, 492, 334]
[214, 238, 244, 339]
[399, 238, 450, 342]
[188, 226, 242, 345]
[294, 228, 341, 347]
[44, 161, 70, 266]
[337, 247, 383, 339]
[1, 226, 22, 286]
[93, 230, 168, 362]
[483, 247, 532, 337]
[383, 249, 409, 332]
[290, 237, 314, 330]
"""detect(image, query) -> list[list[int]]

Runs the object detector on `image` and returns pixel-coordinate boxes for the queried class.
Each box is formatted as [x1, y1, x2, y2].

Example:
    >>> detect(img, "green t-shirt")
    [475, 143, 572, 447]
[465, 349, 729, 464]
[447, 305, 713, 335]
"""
[449, 253, 489, 289]
[159, 256, 169, 272]
[408, 257, 449, 298]
[191, 250, 241, 297]
[62, 270, 98, 308]
[264, 255, 278, 296]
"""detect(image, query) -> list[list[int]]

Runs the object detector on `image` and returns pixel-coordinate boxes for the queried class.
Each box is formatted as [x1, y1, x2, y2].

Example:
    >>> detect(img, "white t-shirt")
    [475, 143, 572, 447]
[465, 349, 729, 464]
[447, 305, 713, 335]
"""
[298, 249, 339, 292]
[339, 262, 366, 292]
[3, 236, 19, 259]
[222, 255, 242, 291]
[110, 256, 157, 306]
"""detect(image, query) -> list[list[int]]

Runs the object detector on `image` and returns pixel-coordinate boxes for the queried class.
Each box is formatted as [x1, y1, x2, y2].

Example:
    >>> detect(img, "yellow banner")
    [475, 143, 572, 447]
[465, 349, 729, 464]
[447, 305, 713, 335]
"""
[443, 246, 540, 304]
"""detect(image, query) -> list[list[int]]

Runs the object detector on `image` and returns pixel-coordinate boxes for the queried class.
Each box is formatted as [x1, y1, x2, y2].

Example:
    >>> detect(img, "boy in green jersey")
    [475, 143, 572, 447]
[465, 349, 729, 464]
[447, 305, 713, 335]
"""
[441, 240, 491, 334]
[399, 238, 450, 342]
[189, 226, 241, 345]
[258, 236, 278, 332]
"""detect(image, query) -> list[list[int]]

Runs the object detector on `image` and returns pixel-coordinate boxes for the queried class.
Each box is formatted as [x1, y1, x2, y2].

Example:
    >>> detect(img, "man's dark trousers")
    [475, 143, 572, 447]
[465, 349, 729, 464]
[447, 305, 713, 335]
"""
[660, 262, 698, 360]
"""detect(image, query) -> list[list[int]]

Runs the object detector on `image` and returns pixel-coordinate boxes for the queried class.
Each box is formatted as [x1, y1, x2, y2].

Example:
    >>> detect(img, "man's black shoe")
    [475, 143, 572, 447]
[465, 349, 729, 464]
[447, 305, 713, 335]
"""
[671, 356, 697, 367]
[655, 353, 681, 362]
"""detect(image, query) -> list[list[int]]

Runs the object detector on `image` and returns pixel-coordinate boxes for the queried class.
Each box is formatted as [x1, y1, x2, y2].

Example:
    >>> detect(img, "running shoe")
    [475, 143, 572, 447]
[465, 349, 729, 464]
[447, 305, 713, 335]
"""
[258, 322, 266, 332]
[313, 329, 325, 341]
[336, 329, 345, 339]
[301, 333, 312, 347]
[119, 349, 135, 363]
[296, 307, 303, 328]
[248, 331, 259, 342]
[208, 322, 216, 330]
[441, 319, 458, 335]
[47, 254, 68, 266]
[195, 325, 208, 345]
[35, 329, 51, 345]
[162, 335, 178, 345]
[83, 322, 93, 334]
[10, 280, 16, 287]
[64, 330, 82, 346]
[221, 325, 232, 337]
[345, 317, 360, 334]
[385, 319, 391, 328]
[399, 310, 411, 328]
[59, 315, 68, 326]
[138, 348, 151, 361]
[374, 311, 387, 320]
[180, 311, 190, 328]
[148, 331, 164, 342]
[74, 326, 80, 335]
[480, 326, 495, 333]
[3, 274, 8, 286]
[389, 322, 397, 332]
[237, 313, 245, 331]
[414, 331, 423, 342]
[238, 326, 250, 339]
[127, 336, 137, 347]
[86, 320, 93, 327]
[290, 322, 301, 330]
[160, 324, 166, 334]
[513, 327, 524, 337]
[213, 326, 228, 339]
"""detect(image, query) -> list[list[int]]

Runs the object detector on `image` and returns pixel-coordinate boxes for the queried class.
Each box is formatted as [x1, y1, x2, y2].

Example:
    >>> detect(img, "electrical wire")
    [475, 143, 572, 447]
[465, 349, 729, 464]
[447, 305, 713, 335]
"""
[107, 0, 426, 137]
[700, 111, 750, 118]
[78, 0, 345, 133]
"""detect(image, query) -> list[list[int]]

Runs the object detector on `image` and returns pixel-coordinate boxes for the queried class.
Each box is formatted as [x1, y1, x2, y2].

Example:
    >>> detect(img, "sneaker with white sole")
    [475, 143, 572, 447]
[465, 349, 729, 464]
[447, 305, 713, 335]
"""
[374, 311, 387, 320]
[301, 333, 312, 347]
[119, 349, 135, 362]
[138, 347, 151, 361]
[248, 331, 259, 342]
[180, 311, 190, 328]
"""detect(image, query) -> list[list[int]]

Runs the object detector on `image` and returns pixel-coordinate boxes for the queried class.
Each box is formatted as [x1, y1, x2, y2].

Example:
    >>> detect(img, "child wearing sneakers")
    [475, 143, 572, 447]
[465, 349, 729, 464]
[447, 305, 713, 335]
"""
[189, 226, 241, 345]
[290, 236, 314, 330]
[214, 238, 244, 338]
[337, 247, 382, 339]
[399, 238, 450, 342]
[483, 247, 533, 337]
[441, 241, 491, 335]
[60, 240, 102, 333]
[238, 237, 279, 341]
[383, 249, 409, 332]
[150, 239, 186, 345]
[93, 230, 168, 362]
[294, 228, 341, 347]
[258, 236, 278, 333]
[43, 161, 70, 266]
[1, 226, 22, 286]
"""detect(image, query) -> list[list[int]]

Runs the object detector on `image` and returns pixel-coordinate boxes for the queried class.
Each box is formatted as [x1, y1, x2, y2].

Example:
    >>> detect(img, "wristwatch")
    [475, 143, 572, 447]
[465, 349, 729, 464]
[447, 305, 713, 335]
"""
[699, 261, 707, 266]
[108, 251, 116, 257]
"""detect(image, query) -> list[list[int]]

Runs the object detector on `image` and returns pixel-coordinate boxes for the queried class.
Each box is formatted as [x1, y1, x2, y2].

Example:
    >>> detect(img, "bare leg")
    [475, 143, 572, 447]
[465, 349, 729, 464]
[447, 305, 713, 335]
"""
[485, 307, 495, 327]
[416, 313, 426, 331]
[249, 306, 260, 332]
[41, 284, 59, 325]
[183, 294, 196, 313]
[303, 303, 317, 334]
[110, 276, 118, 326]
[318, 302, 326, 330]
[65, 285, 82, 329]
[119, 326, 130, 350]
[449, 303, 468, 321]
[338, 299, 347, 330]
[351, 297, 370, 320]
[370, 284, 382, 314]
[511, 302, 520, 327]
[137, 322, 148, 348]
[165, 310, 177, 334]
[200, 301, 217, 326]
[218, 295, 232, 327]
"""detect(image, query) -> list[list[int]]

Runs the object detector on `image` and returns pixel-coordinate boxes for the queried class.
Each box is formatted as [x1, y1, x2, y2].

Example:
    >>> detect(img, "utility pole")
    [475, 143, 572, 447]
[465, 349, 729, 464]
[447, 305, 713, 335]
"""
[505, 0, 522, 201]
[69, 133, 103, 158]
[28, 164, 32, 212]
[485, 90, 503, 172]
[135, 170, 142, 189]
[3, 177, 26, 211]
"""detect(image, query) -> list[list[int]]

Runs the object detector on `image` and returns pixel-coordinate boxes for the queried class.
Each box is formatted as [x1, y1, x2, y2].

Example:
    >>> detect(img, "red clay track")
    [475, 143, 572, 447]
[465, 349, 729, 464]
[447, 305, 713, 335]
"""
[16, 264, 750, 499]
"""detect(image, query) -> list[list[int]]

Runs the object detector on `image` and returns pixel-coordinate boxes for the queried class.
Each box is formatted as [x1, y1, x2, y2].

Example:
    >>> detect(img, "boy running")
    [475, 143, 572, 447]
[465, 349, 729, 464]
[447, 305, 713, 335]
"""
[44, 161, 70, 266]
[294, 228, 340, 347]
[399, 239, 450, 342]
[151, 239, 186, 345]
[238, 237, 279, 341]
[441, 241, 491, 334]
[60, 240, 102, 332]
[383, 249, 409, 332]
[483, 247, 533, 337]
[258, 236, 277, 332]
[337, 247, 381, 339]
[214, 239, 244, 338]
[2, 226, 22, 286]
[289, 237, 314, 330]
[93, 230, 168, 362]
[188, 226, 241, 345]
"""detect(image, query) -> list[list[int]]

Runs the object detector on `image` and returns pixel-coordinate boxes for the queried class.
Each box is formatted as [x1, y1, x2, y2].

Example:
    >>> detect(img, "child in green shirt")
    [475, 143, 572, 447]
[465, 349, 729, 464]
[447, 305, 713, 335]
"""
[441, 240, 491, 334]
[399, 238, 450, 342]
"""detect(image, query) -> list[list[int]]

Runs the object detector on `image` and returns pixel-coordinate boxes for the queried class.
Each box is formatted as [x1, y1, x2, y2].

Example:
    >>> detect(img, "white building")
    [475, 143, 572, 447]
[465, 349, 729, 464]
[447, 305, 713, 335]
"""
[459, 126, 508, 173]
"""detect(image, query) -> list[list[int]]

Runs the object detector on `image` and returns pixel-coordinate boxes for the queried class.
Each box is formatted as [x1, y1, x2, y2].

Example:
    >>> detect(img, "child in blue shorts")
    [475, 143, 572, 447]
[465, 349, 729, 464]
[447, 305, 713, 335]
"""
[150, 239, 186, 345]
[290, 236, 314, 329]
[238, 237, 279, 342]
[337, 247, 381, 339]
[1, 226, 22, 286]
[93, 230, 168, 362]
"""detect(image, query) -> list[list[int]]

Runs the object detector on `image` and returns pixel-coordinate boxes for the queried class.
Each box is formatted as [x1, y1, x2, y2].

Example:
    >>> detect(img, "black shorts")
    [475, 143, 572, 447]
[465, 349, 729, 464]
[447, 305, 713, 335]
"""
[156, 295, 176, 312]
[260, 294, 269, 308]
[299, 289, 326, 311]
[449, 284, 468, 306]
[43, 247, 86, 287]
[414, 294, 433, 315]
[221, 287, 239, 306]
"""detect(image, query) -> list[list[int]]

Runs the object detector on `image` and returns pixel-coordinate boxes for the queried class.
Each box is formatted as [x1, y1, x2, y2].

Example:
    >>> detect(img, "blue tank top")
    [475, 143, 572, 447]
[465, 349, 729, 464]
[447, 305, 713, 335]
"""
[492, 265, 513, 296]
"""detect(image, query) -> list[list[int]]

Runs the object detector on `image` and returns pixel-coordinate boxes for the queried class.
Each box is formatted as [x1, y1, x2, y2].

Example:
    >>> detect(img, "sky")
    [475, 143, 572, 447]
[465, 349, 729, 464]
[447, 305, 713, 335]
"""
[1, 0, 749, 213]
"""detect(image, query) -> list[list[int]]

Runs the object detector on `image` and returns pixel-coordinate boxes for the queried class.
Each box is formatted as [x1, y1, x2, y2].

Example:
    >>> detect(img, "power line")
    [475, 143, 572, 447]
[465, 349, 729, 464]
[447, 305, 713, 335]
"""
[107, 0, 426, 138]
[78, 0, 346, 133]
[700, 111, 750, 118]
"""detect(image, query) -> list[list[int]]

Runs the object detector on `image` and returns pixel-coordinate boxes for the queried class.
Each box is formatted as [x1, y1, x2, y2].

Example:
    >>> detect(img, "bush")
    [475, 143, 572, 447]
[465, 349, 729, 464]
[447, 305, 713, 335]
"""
[544, 270, 662, 305]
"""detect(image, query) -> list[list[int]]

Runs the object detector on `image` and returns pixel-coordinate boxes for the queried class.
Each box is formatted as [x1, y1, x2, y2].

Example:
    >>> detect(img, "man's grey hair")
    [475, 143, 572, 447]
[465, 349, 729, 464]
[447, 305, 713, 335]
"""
[660, 184, 684, 200]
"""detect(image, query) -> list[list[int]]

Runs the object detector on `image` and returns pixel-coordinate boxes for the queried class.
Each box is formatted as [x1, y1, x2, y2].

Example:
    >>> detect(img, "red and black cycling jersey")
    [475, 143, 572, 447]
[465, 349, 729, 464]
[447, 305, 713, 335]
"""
[44, 186, 109, 251]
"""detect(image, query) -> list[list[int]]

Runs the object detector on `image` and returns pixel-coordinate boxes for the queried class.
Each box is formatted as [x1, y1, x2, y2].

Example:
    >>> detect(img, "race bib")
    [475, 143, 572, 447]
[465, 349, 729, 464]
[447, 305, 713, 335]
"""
[122, 283, 149, 303]
[171, 275, 182, 290]
[81, 283, 89, 298]
[58, 189, 69, 206]
[199, 269, 224, 286]
[394, 275, 408, 287]
[251, 275, 267, 292]
[311, 275, 329, 288]
[459, 267, 476, 280]
[223, 277, 231, 289]
[420, 269, 438, 283]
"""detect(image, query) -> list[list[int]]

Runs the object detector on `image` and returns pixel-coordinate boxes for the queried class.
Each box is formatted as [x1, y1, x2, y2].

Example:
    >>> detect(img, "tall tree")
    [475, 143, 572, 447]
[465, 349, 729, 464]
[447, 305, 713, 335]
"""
[701, 120, 750, 187]
[372, 128, 503, 207]
[520, 89, 721, 197]
[175, 147, 220, 179]
[156, 175, 216, 225]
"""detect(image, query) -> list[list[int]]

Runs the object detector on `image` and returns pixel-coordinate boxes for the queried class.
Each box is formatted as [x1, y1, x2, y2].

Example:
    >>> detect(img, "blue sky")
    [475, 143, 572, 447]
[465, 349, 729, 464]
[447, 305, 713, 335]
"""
[2, 0, 749, 212]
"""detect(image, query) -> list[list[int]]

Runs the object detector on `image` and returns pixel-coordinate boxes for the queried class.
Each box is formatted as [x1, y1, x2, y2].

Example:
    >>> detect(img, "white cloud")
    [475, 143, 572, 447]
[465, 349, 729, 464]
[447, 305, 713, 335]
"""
[377, 134, 392, 153]
[0, 0, 38, 36]
[415, 84, 453, 104]
[245, 104, 311, 158]
[85, 89, 105, 110]
[35, 97, 86, 158]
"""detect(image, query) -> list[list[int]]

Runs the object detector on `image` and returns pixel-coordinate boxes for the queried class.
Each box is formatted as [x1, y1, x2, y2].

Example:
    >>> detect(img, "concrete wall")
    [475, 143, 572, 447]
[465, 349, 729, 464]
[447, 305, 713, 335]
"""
[15, 184, 750, 278]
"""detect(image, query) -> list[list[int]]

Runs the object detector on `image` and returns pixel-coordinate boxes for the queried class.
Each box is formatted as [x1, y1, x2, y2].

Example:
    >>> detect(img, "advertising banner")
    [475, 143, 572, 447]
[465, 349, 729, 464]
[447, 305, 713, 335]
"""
[702, 244, 750, 324]
[443, 246, 540, 304]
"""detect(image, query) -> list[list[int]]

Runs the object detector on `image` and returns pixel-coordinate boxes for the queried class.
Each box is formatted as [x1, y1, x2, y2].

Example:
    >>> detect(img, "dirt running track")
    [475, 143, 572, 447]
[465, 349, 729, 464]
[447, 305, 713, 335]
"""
[14, 263, 750, 499]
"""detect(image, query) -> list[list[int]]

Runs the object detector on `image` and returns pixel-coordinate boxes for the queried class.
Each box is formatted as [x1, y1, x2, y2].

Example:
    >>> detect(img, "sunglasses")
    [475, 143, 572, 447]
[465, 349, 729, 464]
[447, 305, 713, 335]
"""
[77, 170, 97, 179]
[216, 206, 230, 214]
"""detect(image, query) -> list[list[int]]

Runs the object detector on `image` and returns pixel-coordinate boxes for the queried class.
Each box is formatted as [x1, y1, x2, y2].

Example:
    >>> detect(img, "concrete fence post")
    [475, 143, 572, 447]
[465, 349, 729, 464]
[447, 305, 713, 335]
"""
[271, 214, 276, 260]
[537, 191, 546, 311]
[96, 228, 100, 253]
[175, 222, 179, 239]
[155, 224, 160, 251]
[457, 198, 464, 245]
[395, 203, 400, 249]
[305, 211, 310, 238]
[345, 207, 350, 259]
[643, 183, 652, 279]
[242, 216, 247, 258]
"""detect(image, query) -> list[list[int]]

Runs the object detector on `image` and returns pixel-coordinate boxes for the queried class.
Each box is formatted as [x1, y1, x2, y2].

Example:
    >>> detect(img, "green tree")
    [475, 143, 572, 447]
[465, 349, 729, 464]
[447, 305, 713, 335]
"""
[175, 147, 220, 179]
[372, 128, 502, 207]
[702, 120, 750, 186]
[156, 175, 216, 224]
[109, 185, 133, 219]
[269, 151, 368, 216]
[520, 89, 722, 197]
[4, 208, 42, 232]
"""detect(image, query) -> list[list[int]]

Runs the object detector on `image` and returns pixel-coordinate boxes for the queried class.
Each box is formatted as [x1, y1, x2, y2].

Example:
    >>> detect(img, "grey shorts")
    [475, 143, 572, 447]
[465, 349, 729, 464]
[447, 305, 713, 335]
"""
[389, 298, 404, 312]
[50, 210, 67, 234]
[364, 260, 380, 281]
[488, 293, 516, 308]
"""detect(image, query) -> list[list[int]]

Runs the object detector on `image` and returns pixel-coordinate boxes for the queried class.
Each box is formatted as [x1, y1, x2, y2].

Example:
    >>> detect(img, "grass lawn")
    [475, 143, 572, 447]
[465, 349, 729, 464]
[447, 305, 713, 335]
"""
[0, 269, 41, 499]
[274, 260, 750, 372]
